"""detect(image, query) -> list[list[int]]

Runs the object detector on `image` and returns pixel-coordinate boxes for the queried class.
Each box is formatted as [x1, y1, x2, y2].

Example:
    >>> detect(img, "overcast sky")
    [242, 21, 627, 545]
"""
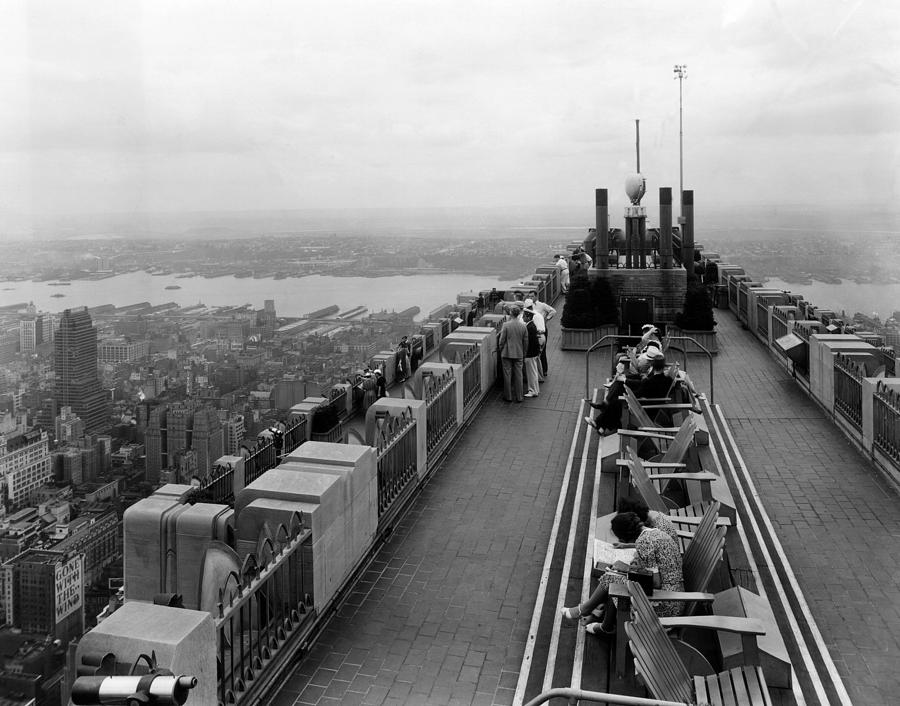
[0, 0, 897, 221]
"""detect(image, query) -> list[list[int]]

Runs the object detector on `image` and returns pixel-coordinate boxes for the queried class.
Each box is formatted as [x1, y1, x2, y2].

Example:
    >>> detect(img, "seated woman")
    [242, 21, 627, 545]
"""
[617, 495, 678, 545]
[561, 511, 683, 635]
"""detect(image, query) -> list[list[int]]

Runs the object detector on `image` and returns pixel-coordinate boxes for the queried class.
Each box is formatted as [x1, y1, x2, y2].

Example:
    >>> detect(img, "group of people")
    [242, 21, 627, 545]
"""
[553, 246, 594, 295]
[498, 292, 556, 402]
[584, 323, 701, 435]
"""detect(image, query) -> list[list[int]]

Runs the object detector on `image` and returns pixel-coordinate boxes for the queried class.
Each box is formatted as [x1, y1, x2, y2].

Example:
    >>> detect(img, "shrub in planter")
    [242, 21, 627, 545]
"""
[676, 280, 716, 331]
[561, 274, 618, 329]
[311, 404, 341, 434]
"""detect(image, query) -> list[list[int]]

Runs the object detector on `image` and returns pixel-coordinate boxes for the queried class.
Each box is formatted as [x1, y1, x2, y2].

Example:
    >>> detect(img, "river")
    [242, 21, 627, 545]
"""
[762, 278, 900, 319]
[0, 272, 519, 319]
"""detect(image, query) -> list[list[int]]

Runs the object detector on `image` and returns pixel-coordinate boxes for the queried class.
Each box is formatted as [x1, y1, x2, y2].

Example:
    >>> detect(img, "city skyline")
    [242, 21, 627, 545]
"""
[0, 0, 897, 240]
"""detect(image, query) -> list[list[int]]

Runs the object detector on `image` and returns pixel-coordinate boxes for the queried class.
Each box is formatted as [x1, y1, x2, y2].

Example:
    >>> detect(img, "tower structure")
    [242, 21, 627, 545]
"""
[54, 308, 108, 433]
[587, 123, 691, 334]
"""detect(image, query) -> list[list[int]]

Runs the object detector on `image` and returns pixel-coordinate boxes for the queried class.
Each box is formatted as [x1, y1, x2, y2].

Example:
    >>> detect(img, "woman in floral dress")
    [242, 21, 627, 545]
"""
[561, 511, 683, 634]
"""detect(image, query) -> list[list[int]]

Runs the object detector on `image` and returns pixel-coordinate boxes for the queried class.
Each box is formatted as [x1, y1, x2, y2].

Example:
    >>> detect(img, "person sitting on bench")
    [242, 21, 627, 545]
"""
[560, 511, 683, 635]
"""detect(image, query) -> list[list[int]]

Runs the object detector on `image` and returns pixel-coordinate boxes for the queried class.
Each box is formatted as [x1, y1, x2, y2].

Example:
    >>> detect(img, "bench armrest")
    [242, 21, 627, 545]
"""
[616, 459, 686, 468]
[641, 403, 697, 410]
[665, 515, 731, 527]
[647, 471, 719, 482]
[659, 615, 766, 636]
[617, 429, 676, 440]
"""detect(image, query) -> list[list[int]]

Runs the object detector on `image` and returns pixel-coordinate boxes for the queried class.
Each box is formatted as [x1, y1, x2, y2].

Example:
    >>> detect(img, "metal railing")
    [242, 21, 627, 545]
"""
[199, 416, 307, 503]
[216, 515, 315, 706]
[372, 407, 418, 524]
[523, 688, 689, 706]
[756, 301, 770, 338]
[423, 368, 458, 463]
[834, 354, 863, 430]
[874, 381, 900, 464]
[457, 344, 482, 411]
[584, 334, 715, 405]
[328, 386, 349, 420]
[771, 308, 789, 343]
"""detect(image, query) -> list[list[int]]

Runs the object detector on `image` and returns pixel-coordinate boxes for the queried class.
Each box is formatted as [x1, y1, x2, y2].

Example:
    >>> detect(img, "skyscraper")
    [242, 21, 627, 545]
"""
[54, 308, 108, 433]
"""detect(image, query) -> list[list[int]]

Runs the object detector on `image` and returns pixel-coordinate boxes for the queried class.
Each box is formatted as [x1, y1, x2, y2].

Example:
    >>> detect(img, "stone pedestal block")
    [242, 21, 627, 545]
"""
[808, 335, 876, 410]
[235, 467, 344, 610]
[366, 397, 428, 480]
[371, 351, 398, 386]
[441, 329, 497, 393]
[124, 496, 191, 601]
[77, 603, 217, 706]
[175, 504, 233, 610]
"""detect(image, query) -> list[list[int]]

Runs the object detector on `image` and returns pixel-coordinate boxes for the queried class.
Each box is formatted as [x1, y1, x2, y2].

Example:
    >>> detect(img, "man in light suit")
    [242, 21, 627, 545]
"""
[499, 302, 528, 402]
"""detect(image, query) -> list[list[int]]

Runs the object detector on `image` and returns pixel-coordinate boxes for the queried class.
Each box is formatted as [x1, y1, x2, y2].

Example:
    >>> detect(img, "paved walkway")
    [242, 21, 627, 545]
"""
[708, 311, 900, 706]
[272, 323, 586, 706]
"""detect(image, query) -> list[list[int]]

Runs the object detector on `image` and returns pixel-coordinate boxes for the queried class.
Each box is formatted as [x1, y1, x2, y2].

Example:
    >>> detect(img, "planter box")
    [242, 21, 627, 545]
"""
[667, 326, 718, 355]
[310, 421, 346, 444]
[561, 324, 618, 351]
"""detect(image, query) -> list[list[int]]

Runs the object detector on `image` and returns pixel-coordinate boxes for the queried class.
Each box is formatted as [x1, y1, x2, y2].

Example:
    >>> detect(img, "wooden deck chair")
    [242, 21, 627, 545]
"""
[624, 581, 772, 706]
[621, 385, 708, 446]
[616, 447, 732, 525]
[618, 414, 697, 465]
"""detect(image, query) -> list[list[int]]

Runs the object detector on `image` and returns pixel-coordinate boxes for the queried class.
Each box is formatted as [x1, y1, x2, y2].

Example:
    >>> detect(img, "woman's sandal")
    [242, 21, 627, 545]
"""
[584, 621, 615, 636]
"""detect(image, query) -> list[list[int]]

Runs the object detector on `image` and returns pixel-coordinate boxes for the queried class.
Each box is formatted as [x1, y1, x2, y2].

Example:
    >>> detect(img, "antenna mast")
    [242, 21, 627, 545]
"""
[635, 119, 640, 173]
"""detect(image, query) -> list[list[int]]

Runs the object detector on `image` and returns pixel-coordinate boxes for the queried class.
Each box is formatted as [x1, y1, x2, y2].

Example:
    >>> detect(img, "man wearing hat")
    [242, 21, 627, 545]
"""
[639, 323, 660, 351]
[499, 301, 528, 402]
[635, 339, 664, 376]
[522, 298, 546, 379]
[634, 355, 674, 399]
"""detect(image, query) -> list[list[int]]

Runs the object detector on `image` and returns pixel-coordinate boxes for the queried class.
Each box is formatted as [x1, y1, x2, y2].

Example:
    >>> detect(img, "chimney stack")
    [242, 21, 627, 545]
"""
[659, 187, 673, 270]
[682, 189, 694, 277]
[595, 189, 608, 270]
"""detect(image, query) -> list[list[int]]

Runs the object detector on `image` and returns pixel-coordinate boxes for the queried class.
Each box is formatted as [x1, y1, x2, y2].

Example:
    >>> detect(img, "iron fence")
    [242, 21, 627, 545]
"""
[216, 515, 315, 706]
[455, 345, 482, 412]
[372, 407, 419, 523]
[771, 308, 789, 343]
[423, 368, 458, 462]
[833, 354, 863, 430]
[874, 381, 900, 464]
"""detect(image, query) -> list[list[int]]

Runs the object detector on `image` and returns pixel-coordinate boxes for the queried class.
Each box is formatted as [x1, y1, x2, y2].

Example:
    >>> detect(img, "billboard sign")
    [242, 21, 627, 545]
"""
[55, 555, 83, 623]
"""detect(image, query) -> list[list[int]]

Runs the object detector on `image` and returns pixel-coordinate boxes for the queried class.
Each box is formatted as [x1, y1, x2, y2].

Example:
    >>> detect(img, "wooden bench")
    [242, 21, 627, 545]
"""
[610, 502, 726, 676]
[621, 385, 709, 446]
[617, 446, 736, 523]
[714, 586, 792, 689]
[624, 581, 773, 706]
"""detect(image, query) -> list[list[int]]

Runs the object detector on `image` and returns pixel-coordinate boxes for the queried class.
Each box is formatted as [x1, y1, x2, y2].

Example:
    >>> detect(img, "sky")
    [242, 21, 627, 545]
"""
[0, 0, 897, 227]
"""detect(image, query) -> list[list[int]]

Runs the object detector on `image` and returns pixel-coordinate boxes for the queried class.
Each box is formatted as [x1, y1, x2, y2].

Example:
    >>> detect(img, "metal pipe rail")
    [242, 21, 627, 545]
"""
[522, 687, 690, 706]
[584, 334, 714, 405]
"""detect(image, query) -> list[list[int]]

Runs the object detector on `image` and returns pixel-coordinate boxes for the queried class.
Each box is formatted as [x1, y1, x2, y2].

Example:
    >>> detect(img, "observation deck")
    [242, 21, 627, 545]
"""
[80, 253, 900, 706]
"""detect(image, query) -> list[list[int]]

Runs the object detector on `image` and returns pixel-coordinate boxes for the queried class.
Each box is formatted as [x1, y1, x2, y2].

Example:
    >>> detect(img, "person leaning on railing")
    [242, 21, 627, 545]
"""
[561, 511, 684, 635]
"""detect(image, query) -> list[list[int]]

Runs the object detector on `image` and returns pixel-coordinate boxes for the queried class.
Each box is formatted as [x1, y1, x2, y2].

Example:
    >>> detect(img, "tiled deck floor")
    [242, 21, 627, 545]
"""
[709, 312, 900, 706]
[272, 307, 897, 705]
[272, 320, 585, 706]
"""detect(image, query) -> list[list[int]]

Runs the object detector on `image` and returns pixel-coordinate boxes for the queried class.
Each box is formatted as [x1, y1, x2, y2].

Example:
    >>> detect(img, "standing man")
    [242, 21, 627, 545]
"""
[499, 302, 528, 402]
[526, 292, 556, 378]
[522, 308, 542, 398]
[554, 254, 570, 295]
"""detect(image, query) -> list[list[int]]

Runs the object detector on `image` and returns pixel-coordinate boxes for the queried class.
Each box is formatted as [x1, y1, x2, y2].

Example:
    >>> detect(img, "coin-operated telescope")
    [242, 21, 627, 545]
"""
[71, 650, 197, 705]
[71, 674, 197, 705]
